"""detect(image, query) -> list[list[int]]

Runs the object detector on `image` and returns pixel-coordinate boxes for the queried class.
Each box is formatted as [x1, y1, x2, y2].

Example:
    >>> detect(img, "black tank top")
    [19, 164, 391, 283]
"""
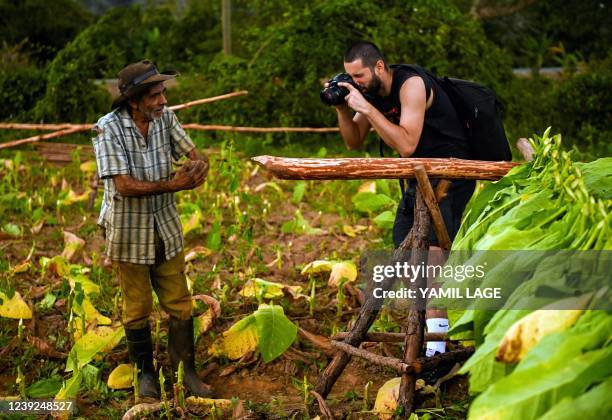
[371, 64, 470, 159]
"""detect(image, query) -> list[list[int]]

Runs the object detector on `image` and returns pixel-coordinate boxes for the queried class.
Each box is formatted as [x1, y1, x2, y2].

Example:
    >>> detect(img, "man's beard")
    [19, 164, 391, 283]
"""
[140, 104, 164, 121]
[365, 73, 382, 97]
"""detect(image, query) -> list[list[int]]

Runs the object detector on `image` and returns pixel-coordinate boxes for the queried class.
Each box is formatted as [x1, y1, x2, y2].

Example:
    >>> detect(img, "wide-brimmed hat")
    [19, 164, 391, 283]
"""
[111, 60, 178, 109]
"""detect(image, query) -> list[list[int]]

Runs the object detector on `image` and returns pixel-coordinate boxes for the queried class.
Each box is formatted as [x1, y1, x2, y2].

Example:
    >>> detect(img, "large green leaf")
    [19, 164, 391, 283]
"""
[55, 371, 83, 401]
[373, 210, 395, 229]
[351, 192, 396, 213]
[66, 326, 125, 372]
[253, 304, 297, 363]
[574, 157, 612, 199]
[468, 345, 612, 420]
[27, 377, 63, 398]
[468, 311, 612, 419]
[539, 376, 612, 420]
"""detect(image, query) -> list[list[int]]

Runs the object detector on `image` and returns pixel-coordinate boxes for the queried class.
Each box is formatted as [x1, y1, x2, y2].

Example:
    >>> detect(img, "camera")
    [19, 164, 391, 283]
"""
[320, 73, 359, 106]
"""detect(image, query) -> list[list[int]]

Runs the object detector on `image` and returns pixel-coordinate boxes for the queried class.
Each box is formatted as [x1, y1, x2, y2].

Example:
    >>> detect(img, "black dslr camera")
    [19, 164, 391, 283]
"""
[320, 73, 360, 106]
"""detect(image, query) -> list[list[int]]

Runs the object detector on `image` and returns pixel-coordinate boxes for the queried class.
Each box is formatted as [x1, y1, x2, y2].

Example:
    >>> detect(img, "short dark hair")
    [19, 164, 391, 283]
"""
[344, 41, 387, 69]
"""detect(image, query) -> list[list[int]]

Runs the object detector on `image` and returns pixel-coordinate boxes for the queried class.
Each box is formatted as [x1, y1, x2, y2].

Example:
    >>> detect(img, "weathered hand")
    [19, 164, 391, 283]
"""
[172, 160, 207, 191]
[339, 82, 371, 114]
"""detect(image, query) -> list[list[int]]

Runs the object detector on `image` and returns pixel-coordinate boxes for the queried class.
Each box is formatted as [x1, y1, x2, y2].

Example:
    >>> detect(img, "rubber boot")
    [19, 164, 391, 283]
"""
[168, 317, 213, 397]
[125, 324, 160, 398]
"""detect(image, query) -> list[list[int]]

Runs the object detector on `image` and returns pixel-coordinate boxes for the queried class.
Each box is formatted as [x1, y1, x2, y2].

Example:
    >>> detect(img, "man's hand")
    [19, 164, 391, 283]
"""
[339, 82, 372, 115]
[171, 160, 207, 191]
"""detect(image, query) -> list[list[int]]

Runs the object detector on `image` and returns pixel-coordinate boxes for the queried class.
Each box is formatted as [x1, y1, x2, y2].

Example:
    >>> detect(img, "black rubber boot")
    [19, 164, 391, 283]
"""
[125, 324, 160, 399]
[168, 317, 213, 397]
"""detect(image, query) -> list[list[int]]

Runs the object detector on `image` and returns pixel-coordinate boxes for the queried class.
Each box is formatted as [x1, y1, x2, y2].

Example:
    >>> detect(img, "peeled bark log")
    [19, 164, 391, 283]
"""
[252, 155, 517, 181]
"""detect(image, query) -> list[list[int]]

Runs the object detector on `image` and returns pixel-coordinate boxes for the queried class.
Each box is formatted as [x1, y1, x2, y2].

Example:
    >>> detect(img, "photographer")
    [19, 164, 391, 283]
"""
[325, 41, 476, 358]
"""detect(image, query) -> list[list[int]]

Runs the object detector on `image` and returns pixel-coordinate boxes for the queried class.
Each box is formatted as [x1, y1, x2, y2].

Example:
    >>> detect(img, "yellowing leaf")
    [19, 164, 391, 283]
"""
[72, 296, 111, 326]
[184, 246, 212, 262]
[59, 189, 90, 206]
[374, 377, 401, 419]
[300, 260, 335, 275]
[66, 326, 125, 372]
[342, 224, 367, 237]
[68, 273, 100, 296]
[328, 261, 358, 287]
[358, 181, 377, 193]
[208, 315, 258, 360]
[0, 291, 32, 319]
[240, 278, 304, 301]
[496, 295, 590, 364]
[240, 278, 284, 299]
[79, 161, 97, 173]
[61, 231, 85, 262]
[12, 261, 31, 274]
[107, 364, 133, 389]
[197, 309, 215, 335]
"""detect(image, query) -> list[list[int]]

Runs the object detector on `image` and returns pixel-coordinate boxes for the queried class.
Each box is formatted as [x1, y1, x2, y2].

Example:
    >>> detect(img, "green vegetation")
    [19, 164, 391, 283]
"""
[441, 130, 612, 419]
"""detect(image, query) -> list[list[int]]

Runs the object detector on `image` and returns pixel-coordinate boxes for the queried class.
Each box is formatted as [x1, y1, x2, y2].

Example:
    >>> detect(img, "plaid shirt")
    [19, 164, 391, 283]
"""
[92, 107, 194, 264]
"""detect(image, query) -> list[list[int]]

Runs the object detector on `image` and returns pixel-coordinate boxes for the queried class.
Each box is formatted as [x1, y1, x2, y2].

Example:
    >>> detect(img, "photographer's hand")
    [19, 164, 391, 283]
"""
[339, 83, 372, 115]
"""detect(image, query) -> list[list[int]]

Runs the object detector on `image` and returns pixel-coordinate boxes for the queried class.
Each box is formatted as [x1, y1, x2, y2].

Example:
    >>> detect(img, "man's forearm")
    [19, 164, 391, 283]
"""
[365, 108, 417, 157]
[336, 106, 363, 150]
[113, 175, 178, 197]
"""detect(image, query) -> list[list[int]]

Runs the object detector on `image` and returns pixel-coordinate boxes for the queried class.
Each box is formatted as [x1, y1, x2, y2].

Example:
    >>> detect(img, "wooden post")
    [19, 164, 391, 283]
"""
[314, 189, 429, 398]
[414, 168, 452, 250]
[397, 167, 432, 413]
[222, 0, 232, 54]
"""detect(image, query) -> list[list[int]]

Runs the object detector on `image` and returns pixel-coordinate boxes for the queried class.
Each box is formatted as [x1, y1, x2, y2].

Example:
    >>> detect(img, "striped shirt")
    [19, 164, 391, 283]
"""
[92, 107, 194, 264]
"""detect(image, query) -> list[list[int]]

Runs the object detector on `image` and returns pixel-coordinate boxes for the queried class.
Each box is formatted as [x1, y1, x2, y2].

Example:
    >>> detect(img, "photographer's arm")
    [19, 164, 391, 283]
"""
[336, 104, 370, 150]
[341, 78, 426, 157]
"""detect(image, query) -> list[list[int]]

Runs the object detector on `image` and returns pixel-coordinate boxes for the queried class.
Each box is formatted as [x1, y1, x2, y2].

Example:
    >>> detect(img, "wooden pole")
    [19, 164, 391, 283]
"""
[331, 331, 470, 342]
[434, 179, 452, 202]
[181, 124, 339, 133]
[0, 126, 90, 150]
[314, 188, 429, 398]
[168, 90, 247, 111]
[397, 182, 430, 414]
[0, 123, 92, 131]
[222, 0, 232, 55]
[414, 167, 452, 250]
[330, 341, 409, 373]
[252, 155, 517, 181]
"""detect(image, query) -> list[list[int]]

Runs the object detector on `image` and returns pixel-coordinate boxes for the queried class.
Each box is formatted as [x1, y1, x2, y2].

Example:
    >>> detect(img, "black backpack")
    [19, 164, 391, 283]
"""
[396, 64, 512, 162]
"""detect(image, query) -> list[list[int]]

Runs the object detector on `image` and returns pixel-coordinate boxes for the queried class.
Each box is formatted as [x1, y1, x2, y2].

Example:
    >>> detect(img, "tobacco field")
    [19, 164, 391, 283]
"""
[0, 128, 610, 419]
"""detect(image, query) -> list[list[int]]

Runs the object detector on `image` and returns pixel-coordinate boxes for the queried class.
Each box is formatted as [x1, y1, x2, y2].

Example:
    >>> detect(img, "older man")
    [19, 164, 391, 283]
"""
[93, 60, 211, 398]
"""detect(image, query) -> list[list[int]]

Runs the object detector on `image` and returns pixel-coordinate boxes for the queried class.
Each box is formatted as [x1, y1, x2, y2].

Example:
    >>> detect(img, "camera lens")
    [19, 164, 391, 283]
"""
[320, 85, 349, 106]
[320, 89, 340, 106]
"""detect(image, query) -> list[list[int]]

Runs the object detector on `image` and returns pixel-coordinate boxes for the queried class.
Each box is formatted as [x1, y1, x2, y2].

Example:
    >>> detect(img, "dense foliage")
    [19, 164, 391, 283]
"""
[0, 0, 610, 156]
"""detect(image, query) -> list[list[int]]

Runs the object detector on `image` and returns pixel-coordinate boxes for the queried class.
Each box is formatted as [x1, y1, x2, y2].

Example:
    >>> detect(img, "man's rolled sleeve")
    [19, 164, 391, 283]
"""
[93, 130, 130, 179]
[168, 111, 195, 160]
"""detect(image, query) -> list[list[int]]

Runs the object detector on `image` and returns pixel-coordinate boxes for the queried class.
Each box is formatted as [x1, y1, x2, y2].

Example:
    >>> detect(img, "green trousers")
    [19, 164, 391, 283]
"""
[114, 233, 192, 329]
